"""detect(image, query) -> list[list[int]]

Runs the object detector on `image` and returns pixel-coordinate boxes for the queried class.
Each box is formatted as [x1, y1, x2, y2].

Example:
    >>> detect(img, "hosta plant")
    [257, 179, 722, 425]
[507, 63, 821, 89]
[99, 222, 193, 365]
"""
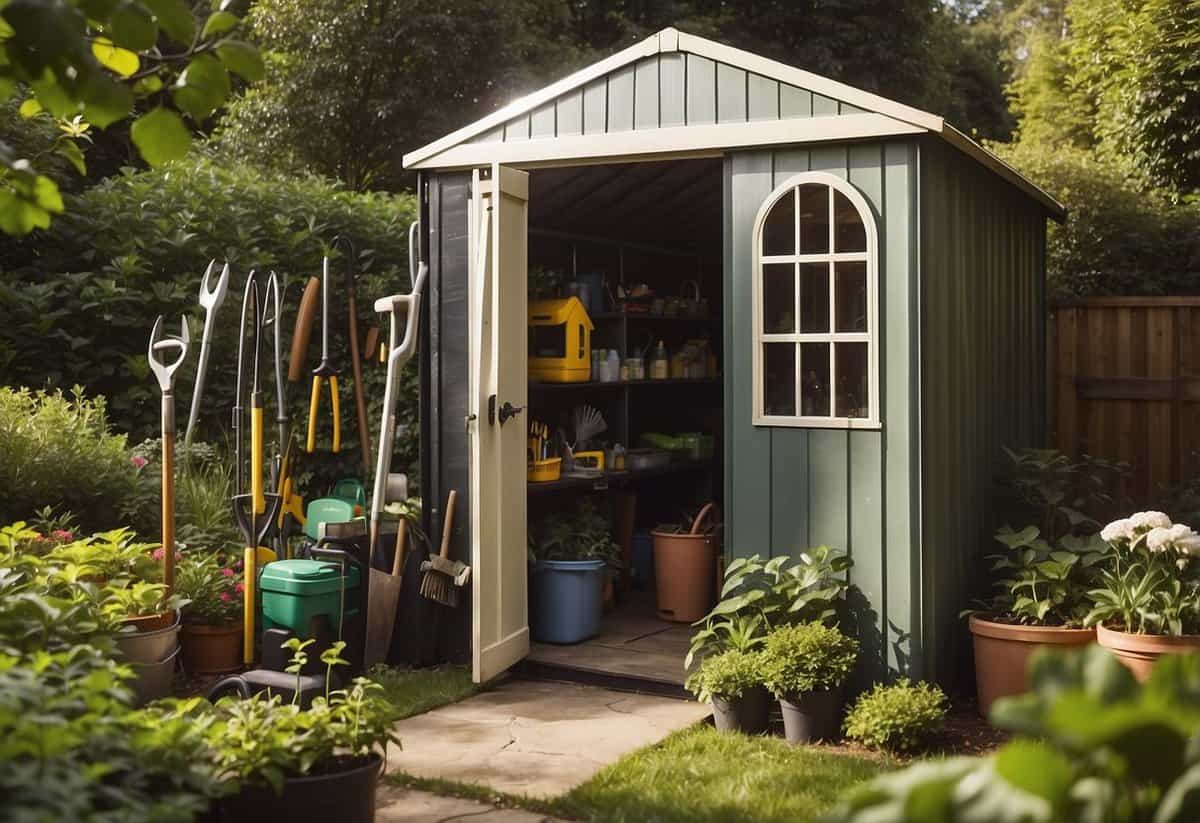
[1085, 512, 1200, 635]
[829, 646, 1200, 823]
[760, 622, 858, 697]
[686, 649, 764, 704]
[686, 547, 853, 670]
[843, 678, 947, 752]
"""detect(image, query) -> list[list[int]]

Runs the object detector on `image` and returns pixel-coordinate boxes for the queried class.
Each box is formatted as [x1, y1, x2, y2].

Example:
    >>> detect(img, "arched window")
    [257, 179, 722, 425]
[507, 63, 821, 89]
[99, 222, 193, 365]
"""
[752, 172, 879, 428]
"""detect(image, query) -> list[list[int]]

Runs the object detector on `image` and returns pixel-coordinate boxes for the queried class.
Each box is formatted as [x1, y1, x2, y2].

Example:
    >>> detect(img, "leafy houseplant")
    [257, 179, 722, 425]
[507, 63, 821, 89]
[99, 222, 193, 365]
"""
[967, 447, 1119, 714]
[212, 640, 401, 822]
[529, 499, 620, 644]
[829, 646, 1200, 823]
[177, 550, 245, 674]
[761, 622, 858, 744]
[1085, 512, 1200, 680]
[687, 649, 770, 735]
[842, 679, 947, 752]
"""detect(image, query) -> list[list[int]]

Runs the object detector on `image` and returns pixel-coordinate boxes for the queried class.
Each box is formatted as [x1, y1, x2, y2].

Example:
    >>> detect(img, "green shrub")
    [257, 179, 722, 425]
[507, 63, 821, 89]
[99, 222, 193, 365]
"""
[688, 650, 764, 704]
[1, 154, 420, 491]
[842, 679, 947, 752]
[761, 623, 858, 697]
[0, 387, 137, 532]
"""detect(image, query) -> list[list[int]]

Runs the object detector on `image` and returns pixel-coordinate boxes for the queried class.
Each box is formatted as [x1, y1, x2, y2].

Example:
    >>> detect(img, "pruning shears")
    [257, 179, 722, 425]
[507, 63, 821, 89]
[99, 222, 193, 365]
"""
[305, 255, 341, 453]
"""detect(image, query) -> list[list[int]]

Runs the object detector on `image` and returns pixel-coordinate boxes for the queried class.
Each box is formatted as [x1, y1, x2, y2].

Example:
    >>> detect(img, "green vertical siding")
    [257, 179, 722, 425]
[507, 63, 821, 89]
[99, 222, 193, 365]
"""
[725, 142, 920, 684]
[917, 137, 1047, 688]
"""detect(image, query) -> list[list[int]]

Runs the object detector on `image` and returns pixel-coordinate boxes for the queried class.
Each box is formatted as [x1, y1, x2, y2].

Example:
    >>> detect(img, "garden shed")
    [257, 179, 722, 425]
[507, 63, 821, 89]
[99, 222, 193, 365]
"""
[402, 28, 1064, 690]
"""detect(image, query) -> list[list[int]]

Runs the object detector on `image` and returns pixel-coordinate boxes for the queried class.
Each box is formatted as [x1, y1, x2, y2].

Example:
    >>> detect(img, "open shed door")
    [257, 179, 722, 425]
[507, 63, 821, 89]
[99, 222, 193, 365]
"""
[469, 165, 530, 683]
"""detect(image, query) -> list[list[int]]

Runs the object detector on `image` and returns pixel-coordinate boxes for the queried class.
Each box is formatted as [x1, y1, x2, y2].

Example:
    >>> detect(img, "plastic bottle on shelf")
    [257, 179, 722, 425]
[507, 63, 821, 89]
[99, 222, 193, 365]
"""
[650, 340, 669, 380]
[605, 349, 621, 382]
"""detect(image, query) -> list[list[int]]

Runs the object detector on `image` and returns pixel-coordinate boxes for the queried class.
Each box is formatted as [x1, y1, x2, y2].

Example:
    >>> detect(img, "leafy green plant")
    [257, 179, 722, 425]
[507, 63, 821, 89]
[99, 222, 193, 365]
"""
[760, 623, 858, 698]
[687, 649, 764, 704]
[102, 580, 187, 620]
[1085, 512, 1200, 635]
[176, 549, 242, 626]
[842, 679, 947, 752]
[829, 645, 1200, 823]
[686, 547, 853, 671]
[0, 386, 138, 532]
[529, 498, 620, 566]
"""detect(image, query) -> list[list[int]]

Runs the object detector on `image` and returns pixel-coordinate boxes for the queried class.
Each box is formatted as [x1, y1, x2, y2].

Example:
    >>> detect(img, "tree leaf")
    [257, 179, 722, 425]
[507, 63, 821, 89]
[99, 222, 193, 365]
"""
[91, 36, 139, 77]
[143, 0, 194, 45]
[216, 40, 264, 82]
[201, 10, 238, 38]
[18, 97, 41, 118]
[130, 107, 190, 165]
[173, 53, 230, 120]
[80, 72, 133, 127]
[56, 139, 87, 175]
[109, 0, 158, 50]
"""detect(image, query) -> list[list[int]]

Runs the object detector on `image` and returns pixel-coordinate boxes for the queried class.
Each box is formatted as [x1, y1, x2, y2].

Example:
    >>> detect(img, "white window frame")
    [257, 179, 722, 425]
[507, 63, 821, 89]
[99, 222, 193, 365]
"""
[751, 171, 880, 429]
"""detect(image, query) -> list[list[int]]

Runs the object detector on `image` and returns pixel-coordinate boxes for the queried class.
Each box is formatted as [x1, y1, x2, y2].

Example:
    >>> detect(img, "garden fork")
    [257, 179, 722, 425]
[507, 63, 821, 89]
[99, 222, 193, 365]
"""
[148, 315, 190, 594]
[184, 259, 230, 451]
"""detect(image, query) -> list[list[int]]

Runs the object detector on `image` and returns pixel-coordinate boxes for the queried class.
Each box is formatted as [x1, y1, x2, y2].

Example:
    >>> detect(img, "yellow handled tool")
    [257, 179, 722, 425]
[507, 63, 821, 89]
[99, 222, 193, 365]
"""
[306, 255, 341, 453]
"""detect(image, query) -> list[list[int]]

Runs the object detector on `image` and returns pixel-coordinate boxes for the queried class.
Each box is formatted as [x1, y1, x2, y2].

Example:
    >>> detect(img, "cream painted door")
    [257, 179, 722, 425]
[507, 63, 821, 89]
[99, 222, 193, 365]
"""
[469, 164, 530, 684]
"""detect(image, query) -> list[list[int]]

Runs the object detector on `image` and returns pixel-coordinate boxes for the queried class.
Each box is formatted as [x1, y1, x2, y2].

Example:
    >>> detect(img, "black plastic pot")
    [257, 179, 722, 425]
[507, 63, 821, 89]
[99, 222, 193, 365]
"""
[217, 753, 382, 823]
[779, 687, 843, 744]
[711, 685, 771, 734]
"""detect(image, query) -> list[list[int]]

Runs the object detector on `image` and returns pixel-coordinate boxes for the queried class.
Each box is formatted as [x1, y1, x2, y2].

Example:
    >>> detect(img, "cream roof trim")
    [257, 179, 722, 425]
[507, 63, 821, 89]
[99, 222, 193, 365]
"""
[402, 28, 1065, 219]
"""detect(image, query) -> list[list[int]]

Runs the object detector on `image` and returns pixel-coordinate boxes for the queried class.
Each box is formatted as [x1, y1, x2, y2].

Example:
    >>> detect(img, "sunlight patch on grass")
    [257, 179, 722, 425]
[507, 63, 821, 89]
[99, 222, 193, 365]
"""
[368, 664, 478, 719]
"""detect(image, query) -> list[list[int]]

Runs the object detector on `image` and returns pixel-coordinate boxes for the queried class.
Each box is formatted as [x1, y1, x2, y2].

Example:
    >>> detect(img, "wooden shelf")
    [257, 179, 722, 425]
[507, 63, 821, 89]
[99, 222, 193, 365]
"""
[527, 458, 714, 495]
[529, 377, 720, 391]
[591, 311, 715, 322]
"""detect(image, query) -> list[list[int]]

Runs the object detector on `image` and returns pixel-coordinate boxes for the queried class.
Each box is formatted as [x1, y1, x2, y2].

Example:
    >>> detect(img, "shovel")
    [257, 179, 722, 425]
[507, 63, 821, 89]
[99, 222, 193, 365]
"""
[364, 518, 406, 667]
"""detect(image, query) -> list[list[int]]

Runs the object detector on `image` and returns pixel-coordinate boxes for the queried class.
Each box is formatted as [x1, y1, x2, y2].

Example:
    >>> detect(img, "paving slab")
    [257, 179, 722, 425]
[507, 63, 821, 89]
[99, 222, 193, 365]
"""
[376, 784, 566, 822]
[385, 679, 711, 798]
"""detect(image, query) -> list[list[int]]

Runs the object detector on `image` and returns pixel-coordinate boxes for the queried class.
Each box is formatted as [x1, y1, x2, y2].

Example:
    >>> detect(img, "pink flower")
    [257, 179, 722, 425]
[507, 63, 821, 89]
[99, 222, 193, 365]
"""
[234, 582, 245, 594]
[152, 547, 165, 561]
[234, 560, 244, 571]
[221, 567, 235, 578]
[52, 530, 73, 542]
[130, 455, 148, 470]
[220, 592, 232, 602]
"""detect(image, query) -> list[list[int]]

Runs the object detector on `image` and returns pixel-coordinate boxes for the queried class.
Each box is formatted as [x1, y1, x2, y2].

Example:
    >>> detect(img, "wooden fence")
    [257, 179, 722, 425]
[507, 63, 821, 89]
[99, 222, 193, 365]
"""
[1048, 297, 1200, 505]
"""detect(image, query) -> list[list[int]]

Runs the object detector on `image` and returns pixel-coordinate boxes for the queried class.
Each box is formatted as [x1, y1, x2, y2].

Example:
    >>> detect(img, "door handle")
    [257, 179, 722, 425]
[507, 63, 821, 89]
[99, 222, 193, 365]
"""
[498, 401, 523, 426]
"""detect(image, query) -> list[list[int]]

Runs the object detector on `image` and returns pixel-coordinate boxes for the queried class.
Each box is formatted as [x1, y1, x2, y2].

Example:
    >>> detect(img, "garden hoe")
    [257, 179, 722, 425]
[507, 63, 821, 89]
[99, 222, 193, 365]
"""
[364, 221, 429, 663]
[334, 235, 372, 473]
[184, 259, 229, 452]
[232, 271, 282, 664]
[147, 315, 189, 594]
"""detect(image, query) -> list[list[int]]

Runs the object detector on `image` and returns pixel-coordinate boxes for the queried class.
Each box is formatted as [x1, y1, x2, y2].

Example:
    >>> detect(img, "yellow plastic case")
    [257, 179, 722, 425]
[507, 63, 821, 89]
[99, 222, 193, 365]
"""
[529, 297, 594, 383]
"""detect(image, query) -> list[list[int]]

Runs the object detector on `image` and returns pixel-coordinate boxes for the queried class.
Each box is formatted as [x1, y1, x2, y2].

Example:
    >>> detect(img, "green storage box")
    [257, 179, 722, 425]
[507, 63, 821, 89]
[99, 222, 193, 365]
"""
[304, 497, 357, 540]
[260, 559, 361, 638]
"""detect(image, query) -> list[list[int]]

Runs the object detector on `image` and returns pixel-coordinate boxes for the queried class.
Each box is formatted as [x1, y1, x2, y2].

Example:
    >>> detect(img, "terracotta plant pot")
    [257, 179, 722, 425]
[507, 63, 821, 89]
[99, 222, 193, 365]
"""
[1096, 623, 1200, 682]
[123, 610, 177, 633]
[180, 622, 244, 675]
[969, 615, 1095, 715]
[652, 503, 717, 623]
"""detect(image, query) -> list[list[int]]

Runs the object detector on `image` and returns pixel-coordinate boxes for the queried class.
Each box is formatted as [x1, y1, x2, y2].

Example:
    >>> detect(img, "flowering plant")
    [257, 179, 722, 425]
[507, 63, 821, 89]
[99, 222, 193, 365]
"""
[1085, 511, 1200, 635]
[175, 550, 243, 625]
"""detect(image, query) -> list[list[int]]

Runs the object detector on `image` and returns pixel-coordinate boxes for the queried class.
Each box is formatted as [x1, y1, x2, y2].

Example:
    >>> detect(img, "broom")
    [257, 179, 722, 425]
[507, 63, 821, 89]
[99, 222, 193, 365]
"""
[420, 489, 470, 607]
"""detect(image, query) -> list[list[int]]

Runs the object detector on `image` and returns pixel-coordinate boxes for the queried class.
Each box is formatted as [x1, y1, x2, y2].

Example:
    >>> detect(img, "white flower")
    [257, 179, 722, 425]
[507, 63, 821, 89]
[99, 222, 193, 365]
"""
[1101, 518, 1134, 543]
[1171, 524, 1200, 556]
[1129, 511, 1173, 532]
[1146, 526, 1176, 553]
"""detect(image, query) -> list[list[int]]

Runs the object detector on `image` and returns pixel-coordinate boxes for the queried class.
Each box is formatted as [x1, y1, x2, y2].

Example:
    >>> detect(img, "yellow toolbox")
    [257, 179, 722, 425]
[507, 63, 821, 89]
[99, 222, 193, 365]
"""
[529, 297, 594, 383]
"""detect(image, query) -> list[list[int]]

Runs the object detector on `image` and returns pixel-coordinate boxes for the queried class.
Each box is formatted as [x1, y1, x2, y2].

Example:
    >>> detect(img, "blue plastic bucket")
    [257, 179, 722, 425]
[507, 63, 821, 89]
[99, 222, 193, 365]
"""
[531, 559, 606, 644]
[631, 531, 654, 591]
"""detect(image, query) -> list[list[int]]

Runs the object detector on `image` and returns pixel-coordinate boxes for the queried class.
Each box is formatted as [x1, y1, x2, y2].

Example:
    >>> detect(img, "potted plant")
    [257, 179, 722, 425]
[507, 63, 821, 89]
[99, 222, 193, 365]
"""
[212, 640, 400, 823]
[687, 648, 770, 734]
[528, 499, 621, 644]
[651, 503, 721, 623]
[761, 622, 858, 744]
[966, 448, 1119, 713]
[1085, 511, 1200, 679]
[176, 550, 244, 675]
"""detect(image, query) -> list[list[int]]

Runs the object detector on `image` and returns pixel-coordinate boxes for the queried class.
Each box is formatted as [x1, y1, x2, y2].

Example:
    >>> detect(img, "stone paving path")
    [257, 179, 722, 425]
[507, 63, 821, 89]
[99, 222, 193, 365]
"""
[376, 785, 567, 822]
[384, 679, 711, 799]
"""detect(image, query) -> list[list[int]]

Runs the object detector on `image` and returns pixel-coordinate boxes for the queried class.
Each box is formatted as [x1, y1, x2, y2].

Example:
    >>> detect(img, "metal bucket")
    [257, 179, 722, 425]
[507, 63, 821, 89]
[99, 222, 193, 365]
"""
[130, 645, 180, 706]
[115, 612, 181, 664]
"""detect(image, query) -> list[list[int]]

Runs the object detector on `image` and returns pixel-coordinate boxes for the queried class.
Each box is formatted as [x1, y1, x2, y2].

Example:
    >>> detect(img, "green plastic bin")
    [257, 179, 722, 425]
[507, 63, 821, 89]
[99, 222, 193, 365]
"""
[260, 559, 360, 638]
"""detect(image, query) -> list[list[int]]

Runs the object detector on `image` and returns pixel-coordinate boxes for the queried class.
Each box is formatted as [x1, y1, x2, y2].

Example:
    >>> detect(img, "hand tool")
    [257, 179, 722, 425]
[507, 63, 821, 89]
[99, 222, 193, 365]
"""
[368, 221, 429, 557]
[334, 236, 372, 472]
[364, 327, 380, 364]
[184, 259, 229, 452]
[364, 516, 405, 667]
[306, 256, 341, 453]
[420, 489, 469, 607]
[263, 272, 299, 558]
[232, 270, 282, 664]
[287, 275, 320, 383]
[147, 315, 189, 594]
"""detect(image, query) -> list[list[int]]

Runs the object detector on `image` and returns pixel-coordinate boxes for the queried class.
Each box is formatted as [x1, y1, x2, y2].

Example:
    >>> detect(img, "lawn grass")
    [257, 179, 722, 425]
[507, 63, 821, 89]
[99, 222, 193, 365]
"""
[388, 725, 896, 823]
[368, 664, 478, 719]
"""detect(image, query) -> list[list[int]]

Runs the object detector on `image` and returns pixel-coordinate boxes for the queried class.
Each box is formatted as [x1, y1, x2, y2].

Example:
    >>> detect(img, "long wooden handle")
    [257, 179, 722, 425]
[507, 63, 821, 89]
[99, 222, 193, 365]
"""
[439, 490, 457, 561]
[391, 519, 406, 576]
[288, 277, 321, 383]
[347, 290, 371, 470]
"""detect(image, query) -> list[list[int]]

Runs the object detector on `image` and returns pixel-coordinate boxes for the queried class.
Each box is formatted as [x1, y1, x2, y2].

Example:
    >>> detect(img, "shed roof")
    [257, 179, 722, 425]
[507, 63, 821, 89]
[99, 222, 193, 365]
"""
[403, 28, 1064, 220]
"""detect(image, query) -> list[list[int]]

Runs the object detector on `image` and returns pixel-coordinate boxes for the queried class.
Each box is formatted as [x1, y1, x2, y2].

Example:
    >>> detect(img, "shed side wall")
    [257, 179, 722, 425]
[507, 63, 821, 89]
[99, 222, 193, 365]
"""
[917, 136, 1047, 689]
[725, 142, 920, 683]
